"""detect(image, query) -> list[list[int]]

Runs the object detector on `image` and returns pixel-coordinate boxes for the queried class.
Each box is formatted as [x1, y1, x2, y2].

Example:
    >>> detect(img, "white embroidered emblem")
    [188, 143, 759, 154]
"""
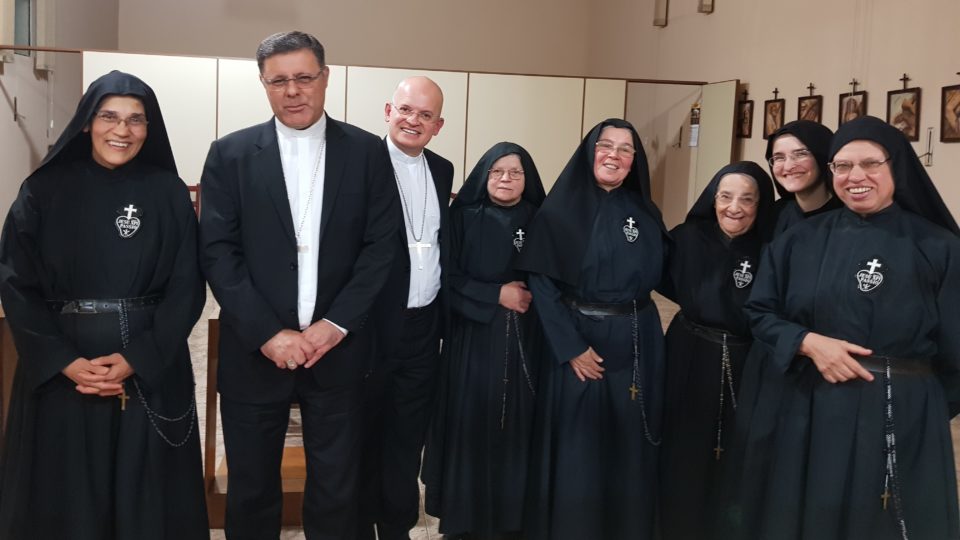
[513, 228, 525, 253]
[856, 258, 884, 292]
[733, 259, 753, 289]
[623, 217, 639, 243]
[115, 204, 142, 239]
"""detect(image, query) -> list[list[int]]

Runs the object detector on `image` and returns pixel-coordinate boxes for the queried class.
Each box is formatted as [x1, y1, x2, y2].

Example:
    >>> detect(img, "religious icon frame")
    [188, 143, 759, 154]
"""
[838, 91, 868, 126]
[736, 99, 753, 138]
[941, 84, 960, 143]
[886, 87, 922, 142]
[762, 98, 785, 140]
[797, 95, 823, 123]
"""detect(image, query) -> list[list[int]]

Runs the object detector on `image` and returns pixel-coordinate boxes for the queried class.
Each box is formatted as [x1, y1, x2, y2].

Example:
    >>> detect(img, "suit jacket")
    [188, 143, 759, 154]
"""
[199, 117, 401, 403]
[375, 141, 454, 357]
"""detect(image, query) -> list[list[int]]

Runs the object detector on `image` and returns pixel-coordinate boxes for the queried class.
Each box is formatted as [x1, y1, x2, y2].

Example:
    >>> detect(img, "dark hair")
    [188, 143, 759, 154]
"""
[256, 31, 325, 72]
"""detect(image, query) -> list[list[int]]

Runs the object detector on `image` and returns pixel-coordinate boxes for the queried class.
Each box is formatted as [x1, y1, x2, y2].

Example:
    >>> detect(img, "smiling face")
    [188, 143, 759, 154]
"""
[385, 77, 444, 157]
[260, 48, 329, 129]
[593, 126, 634, 191]
[486, 154, 525, 206]
[86, 95, 147, 169]
[770, 134, 820, 195]
[714, 173, 759, 239]
[832, 140, 895, 217]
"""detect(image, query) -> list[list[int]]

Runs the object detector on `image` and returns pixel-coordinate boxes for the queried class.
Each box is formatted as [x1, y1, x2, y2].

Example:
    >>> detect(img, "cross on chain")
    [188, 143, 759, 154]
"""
[739, 260, 752, 273]
[881, 488, 891, 510]
[900, 73, 911, 90]
[118, 387, 130, 411]
[714, 445, 724, 460]
[849, 78, 860, 93]
[772, 88, 780, 100]
[807, 82, 816, 96]
[629, 383, 639, 401]
[123, 204, 137, 219]
[866, 258, 882, 274]
[409, 241, 432, 270]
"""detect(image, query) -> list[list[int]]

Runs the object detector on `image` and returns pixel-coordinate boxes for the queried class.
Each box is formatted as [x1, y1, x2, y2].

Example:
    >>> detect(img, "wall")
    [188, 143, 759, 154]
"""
[588, 0, 960, 219]
[117, 0, 591, 77]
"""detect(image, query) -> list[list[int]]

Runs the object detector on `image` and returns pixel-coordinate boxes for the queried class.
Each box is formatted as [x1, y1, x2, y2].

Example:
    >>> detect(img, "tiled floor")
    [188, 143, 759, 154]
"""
[193, 292, 960, 538]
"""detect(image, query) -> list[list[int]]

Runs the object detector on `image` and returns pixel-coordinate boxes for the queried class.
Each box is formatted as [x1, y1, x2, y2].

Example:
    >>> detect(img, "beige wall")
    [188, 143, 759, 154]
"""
[117, 0, 591, 77]
[589, 0, 960, 218]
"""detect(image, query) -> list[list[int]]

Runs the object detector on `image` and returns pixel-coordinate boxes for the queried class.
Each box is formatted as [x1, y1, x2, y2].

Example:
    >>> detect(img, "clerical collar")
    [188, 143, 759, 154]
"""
[275, 114, 327, 140]
[386, 136, 424, 165]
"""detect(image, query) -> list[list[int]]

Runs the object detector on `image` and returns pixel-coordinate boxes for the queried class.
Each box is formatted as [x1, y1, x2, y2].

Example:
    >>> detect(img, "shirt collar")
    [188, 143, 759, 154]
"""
[386, 135, 424, 165]
[275, 113, 327, 141]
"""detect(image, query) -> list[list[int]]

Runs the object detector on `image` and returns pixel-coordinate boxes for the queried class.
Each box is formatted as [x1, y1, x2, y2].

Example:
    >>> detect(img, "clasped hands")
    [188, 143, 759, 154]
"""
[260, 320, 345, 371]
[799, 332, 875, 384]
[62, 353, 134, 396]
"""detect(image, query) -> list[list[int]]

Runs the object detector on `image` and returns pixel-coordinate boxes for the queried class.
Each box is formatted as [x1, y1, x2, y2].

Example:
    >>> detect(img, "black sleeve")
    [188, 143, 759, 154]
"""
[529, 273, 589, 364]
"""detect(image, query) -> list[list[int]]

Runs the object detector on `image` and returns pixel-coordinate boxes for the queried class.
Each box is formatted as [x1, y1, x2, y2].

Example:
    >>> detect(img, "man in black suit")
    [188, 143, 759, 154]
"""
[198, 31, 399, 540]
[357, 77, 453, 540]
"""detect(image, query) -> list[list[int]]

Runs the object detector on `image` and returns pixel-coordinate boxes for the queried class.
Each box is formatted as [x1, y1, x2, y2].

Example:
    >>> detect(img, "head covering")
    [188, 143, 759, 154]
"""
[36, 70, 177, 176]
[764, 120, 833, 199]
[453, 141, 546, 210]
[829, 115, 959, 236]
[517, 118, 666, 286]
[685, 161, 776, 241]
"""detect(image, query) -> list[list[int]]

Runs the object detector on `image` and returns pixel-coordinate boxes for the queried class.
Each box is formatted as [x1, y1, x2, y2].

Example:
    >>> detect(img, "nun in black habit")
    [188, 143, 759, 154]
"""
[766, 120, 841, 235]
[657, 161, 775, 540]
[422, 142, 546, 539]
[0, 71, 208, 539]
[733, 116, 960, 540]
[517, 119, 669, 540]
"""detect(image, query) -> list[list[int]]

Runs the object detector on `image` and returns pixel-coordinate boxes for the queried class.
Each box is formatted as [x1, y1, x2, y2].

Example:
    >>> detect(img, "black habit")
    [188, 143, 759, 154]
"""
[422, 142, 546, 538]
[0, 71, 208, 539]
[729, 117, 960, 540]
[658, 161, 775, 540]
[517, 119, 669, 540]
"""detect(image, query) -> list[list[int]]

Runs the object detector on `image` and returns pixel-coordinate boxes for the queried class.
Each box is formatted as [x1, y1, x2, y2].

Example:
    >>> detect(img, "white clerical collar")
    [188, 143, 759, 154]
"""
[386, 136, 424, 165]
[275, 113, 327, 140]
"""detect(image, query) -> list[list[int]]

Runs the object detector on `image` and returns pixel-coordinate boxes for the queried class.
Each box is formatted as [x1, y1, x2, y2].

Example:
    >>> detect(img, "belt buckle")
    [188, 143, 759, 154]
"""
[77, 300, 98, 314]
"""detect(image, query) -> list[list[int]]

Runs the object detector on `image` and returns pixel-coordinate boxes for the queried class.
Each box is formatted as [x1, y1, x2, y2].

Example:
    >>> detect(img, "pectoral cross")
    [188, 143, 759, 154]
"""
[629, 383, 639, 401]
[881, 488, 891, 510]
[867, 258, 882, 274]
[713, 446, 724, 460]
[118, 388, 130, 411]
[409, 241, 432, 270]
[740, 260, 752, 273]
[123, 204, 137, 219]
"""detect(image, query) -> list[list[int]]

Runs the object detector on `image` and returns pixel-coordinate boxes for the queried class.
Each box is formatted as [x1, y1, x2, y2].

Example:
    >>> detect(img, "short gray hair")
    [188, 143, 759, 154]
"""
[256, 31, 325, 72]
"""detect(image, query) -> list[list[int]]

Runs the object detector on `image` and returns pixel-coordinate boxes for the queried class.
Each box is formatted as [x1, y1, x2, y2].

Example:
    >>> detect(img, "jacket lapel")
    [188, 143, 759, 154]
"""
[253, 119, 297, 247]
[318, 117, 347, 245]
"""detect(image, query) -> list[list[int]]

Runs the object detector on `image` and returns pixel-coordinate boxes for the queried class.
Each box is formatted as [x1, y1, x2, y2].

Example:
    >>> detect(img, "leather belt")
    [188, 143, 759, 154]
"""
[854, 354, 934, 376]
[561, 295, 651, 318]
[676, 312, 751, 346]
[48, 295, 162, 315]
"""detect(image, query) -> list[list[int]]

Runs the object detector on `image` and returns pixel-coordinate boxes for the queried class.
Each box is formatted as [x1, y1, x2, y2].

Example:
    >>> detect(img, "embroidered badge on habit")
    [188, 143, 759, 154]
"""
[732, 257, 754, 289]
[115, 203, 142, 239]
[622, 217, 639, 243]
[513, 228, 525, 253]
[855, 257, 884, 292]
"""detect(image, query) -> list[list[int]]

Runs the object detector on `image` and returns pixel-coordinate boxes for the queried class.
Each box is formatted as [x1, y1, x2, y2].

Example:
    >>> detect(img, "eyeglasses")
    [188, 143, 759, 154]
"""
[715, 192, 758, 208]
[94, 110, 148, 129]
[768, 149, 813, 167]
[828, 157, 890, 175]
[391, 103, 438, 124]
[488, 168, 525, 180]
[261, 71, 325, 91]
[595, 139, 637, 158]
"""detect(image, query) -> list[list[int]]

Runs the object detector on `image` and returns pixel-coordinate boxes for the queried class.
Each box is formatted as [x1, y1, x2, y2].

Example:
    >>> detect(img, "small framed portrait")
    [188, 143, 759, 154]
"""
[736, 100, 753, 138]
[838, 91, 868, 126]
[941, 84, 960, 143]
[886, 88, 922, 142]
[762, 99, 785, 139]
[797, 95, 823, 123]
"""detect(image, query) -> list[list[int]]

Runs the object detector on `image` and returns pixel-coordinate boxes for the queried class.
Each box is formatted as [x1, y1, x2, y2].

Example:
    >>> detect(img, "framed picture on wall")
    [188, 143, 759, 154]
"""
[736, 100, 753, 138]
[886, 87, 921, 142]
[838, 91, 868, 126]
[763, 98, 785, 139]
[797, 95, 823, 123]
[941, 84, 960, 142]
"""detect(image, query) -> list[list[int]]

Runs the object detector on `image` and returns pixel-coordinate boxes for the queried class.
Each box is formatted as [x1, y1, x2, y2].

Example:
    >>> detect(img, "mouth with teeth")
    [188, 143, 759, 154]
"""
[400, 127, 421, 136]
[107, 141, 131, 149]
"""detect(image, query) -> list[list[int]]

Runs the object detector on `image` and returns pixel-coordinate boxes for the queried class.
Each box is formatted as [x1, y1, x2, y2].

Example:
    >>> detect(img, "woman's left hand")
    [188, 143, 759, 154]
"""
[86, 353, 135, 396]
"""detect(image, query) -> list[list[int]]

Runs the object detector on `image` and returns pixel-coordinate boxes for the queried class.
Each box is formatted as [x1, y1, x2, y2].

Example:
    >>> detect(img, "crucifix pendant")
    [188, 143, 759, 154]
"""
[629, 383, 639, 401]
[881, 489, 891, 510]
[409, 241, 432, 270]
[714, 446, 724, 461]
[118, 388, 130, 411]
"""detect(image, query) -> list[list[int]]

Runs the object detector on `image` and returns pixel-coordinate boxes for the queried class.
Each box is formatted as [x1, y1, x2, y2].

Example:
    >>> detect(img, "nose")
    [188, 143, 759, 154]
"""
[112, 120, 132, 135]
[284, 81, 300, 97]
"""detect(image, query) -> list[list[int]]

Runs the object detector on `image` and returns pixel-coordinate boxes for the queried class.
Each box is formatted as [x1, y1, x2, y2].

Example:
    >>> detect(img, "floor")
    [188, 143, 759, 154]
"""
[193, 292, 960, 539]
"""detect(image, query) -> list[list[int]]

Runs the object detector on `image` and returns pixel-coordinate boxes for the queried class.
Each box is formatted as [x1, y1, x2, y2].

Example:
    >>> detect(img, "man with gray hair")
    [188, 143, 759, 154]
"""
[199, 31, 400, 539]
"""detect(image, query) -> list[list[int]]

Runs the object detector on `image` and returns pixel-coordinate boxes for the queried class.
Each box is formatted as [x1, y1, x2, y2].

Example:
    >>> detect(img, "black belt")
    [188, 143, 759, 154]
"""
[48, 295, 162, 314]
[676, 312, 751, 346]
[855, 354, 934, 376]
[561, 295, 651, 318]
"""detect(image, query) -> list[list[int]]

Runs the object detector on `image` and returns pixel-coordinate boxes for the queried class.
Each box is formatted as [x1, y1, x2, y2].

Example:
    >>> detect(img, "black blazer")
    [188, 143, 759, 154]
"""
[199, 117, 401, 403]
[374, 141, 454, 357]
